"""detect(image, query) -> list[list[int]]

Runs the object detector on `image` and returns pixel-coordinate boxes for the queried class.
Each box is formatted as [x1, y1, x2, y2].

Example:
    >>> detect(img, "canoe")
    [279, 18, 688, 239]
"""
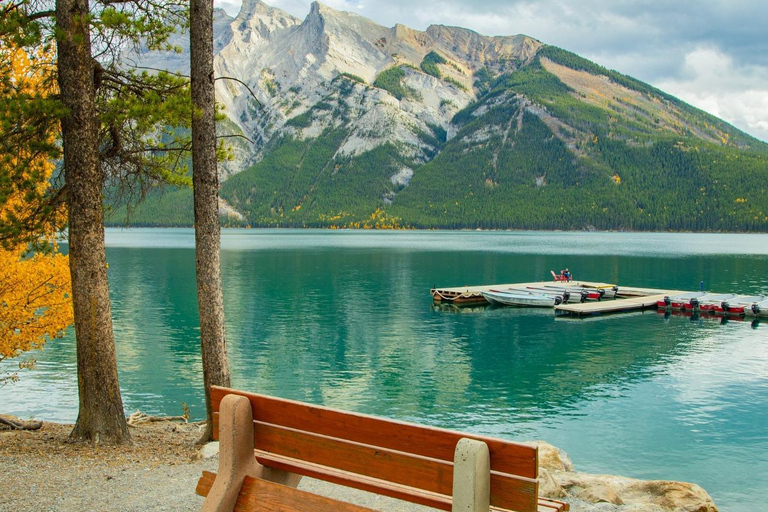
[716, 295, 765, 315]
[656, 292, 706, 310]
[482, 290, 562, 308]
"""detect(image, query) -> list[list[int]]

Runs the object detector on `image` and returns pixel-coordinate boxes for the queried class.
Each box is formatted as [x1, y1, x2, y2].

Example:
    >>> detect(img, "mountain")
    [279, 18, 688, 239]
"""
[112, 0, 768, 231]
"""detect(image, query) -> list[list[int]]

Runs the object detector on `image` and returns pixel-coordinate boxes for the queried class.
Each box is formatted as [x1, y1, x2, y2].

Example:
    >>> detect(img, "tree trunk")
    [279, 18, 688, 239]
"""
[190, 0, 231, 442]
[56, 0, 130, 444]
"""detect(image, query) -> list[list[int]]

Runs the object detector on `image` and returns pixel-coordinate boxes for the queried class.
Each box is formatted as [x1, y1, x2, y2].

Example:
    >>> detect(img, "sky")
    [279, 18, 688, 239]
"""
[215, 0, 768, 143]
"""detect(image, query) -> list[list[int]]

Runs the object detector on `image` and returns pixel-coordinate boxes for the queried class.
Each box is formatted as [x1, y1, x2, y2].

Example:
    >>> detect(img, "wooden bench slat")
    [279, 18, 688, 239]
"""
[253, 453, 455, 511]
[536, 497, 569, 512]
[253, 421, 455, 496]
[198, 466, 453, 511]
[211, 386, 538, 479]
[545, 497, 570, 511]
[197, 471, 379, 512]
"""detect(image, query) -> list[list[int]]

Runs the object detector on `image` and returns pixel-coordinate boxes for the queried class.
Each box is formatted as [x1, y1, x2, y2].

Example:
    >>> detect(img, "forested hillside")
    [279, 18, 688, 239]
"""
[388, 48, 768, 231]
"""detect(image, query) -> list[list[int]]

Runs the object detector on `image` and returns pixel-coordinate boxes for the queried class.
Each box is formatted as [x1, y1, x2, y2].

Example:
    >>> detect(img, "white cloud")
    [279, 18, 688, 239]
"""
[657, 47, 768, 141]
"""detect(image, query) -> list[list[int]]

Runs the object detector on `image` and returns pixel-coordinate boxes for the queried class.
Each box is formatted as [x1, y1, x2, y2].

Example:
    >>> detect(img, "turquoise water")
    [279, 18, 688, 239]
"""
[2, 229, 767, 510]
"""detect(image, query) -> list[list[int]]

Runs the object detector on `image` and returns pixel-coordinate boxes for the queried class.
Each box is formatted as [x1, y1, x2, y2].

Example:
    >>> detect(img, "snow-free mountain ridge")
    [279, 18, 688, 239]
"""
[122, 0, 768, 232]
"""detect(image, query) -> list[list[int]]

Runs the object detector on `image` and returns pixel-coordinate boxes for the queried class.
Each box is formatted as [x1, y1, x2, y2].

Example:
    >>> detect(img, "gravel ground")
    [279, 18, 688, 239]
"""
[0, 421, 434, 512]
[2, 420, 716, 512]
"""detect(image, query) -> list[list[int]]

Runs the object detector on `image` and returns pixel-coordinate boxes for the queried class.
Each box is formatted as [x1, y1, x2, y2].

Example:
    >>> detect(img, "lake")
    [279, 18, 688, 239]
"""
[3, 229, 767, 511]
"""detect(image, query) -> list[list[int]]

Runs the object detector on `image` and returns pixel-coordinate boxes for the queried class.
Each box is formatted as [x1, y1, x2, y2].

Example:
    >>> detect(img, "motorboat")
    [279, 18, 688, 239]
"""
[716, 295, 765, 315]
[482, 289, 563, 308]
[686, 293, 737, 313]
[656, 292, 706, 310]
[745, 299, 768, 317]
[520, 286, 581, 303]
[541, 285, 611, 301]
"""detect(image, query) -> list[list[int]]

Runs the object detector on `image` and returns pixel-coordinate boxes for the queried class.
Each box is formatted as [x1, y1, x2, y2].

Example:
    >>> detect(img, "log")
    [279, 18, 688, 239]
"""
[0, 414, 43, 430]
[127, 410, 188, 426]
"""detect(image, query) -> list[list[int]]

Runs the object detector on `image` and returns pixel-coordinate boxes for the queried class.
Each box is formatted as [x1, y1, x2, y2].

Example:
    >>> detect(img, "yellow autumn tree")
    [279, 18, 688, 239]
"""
[0, 41, 72, 384]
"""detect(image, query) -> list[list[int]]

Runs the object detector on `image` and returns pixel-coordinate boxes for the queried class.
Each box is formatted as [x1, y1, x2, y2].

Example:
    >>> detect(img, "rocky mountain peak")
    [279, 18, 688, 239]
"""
[305, 1, 384, 34]
[237, 0, 273, 18]
[308, 1, 359, 19]
[232, 0, 300, 43]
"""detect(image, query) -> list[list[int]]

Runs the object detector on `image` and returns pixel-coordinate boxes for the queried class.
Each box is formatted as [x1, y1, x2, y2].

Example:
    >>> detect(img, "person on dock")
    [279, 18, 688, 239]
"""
[563, 268, 572, 282]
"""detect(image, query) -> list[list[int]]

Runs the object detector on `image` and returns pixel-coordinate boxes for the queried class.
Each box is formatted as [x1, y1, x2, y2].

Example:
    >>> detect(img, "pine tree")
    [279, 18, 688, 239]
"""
[1, 0, 192, 444]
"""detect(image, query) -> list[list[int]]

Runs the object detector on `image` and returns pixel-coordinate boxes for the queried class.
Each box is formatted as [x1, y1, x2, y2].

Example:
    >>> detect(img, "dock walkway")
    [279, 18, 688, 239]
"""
[554, 294, 672, 316]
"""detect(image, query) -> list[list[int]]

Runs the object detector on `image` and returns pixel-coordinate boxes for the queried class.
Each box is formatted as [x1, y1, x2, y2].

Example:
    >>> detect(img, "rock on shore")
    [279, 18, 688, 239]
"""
[528, 441, 718, 512]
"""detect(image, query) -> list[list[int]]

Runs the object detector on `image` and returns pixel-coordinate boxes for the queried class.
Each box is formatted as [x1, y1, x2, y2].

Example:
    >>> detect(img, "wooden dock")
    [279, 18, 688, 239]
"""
[430, 280, 617, 304]
[431, 279, 684, 316]
[614, 286, 677, 298]
[554, 293, 671, 316]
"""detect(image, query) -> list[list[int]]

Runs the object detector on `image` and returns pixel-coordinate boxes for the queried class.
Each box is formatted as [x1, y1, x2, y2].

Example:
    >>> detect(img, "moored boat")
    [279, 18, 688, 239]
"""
[686, 293, 737, 313]
[745, 299, 768, 317]
[482, 289, 563, 308]
[593, 286, 618, 299]
[521, 286, 581, 303]
[656, 291, 706, 310]
[715, 295, 765, 315]
[542, 285, 613, 300]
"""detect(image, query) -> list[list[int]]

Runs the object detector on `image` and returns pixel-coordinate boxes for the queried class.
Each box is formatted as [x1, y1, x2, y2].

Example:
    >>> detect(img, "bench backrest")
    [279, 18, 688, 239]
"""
[206, 386, 539, 512]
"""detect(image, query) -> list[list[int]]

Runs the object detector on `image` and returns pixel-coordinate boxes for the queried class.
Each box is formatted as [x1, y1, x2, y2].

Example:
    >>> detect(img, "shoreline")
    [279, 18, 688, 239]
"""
[1, 420, 718, 512]
[101, 224, 768, 235]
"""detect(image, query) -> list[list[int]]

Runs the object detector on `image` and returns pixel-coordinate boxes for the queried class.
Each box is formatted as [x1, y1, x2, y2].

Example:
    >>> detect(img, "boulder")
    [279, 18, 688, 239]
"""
[634, 481, 718, 512]
[526, 440, 574, 472]
[577, 484, 624, 505]
[553, 471, 718, 512]
[538, 468, 566, 499]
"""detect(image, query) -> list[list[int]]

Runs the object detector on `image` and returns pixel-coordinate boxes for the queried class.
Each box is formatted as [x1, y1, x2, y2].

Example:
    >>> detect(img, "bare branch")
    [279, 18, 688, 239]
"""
[217, 133, 254, 144]
[127, 64, 189, 79]
[215, 76, 263, 108]
[27, 9, 55, 21]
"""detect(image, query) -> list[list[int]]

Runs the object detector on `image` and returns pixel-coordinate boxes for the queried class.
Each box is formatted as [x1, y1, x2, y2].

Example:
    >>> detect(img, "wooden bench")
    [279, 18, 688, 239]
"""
[196, 386, 568, 512]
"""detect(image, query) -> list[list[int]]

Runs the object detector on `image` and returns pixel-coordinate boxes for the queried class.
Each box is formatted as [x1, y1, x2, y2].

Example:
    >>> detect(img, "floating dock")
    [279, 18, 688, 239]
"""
[554, 293, 672, 316]
[431, 281, 681, 316]
[430, 280, 617, 305]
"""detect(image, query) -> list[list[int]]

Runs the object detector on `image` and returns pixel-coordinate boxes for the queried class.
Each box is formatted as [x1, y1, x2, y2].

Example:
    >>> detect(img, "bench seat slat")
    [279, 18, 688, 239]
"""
[211, 386, 538, 479]
[536, 499, 569, 512]
[197, 471, 379, 512]
[198, 469, 564, 512]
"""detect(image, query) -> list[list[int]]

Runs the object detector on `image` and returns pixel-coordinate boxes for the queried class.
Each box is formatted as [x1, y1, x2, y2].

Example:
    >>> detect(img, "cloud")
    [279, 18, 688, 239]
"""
[656, 47, 768, 142]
